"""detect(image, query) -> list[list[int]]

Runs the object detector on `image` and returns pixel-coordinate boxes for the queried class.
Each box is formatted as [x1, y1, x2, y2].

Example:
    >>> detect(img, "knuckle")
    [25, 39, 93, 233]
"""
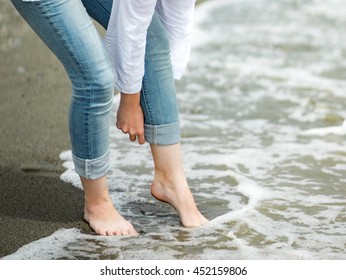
[137, 128, 144, 134]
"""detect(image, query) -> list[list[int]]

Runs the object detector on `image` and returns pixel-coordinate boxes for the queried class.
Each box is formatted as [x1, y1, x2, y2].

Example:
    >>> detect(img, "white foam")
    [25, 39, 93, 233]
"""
[207, 171, 272, 226]
[2, 228, 82, 260]
[302, 120, 346, 136]
[59, 150, 82, 189]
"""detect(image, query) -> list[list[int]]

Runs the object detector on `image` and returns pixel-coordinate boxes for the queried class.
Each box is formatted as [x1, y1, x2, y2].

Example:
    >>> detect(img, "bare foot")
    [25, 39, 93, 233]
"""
[84, 197, 138, 236]
[151, 173, 209, 228]
[81, 176, 138, 236]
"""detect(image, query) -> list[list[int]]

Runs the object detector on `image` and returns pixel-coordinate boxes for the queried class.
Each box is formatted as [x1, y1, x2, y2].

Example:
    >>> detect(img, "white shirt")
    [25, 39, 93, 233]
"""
[22, 0, 196, 94]
[104, 0, 196, 94]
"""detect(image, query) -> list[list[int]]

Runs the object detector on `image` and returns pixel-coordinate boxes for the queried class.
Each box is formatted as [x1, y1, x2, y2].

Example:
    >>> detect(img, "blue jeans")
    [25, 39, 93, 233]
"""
[11, 0, 180, 179]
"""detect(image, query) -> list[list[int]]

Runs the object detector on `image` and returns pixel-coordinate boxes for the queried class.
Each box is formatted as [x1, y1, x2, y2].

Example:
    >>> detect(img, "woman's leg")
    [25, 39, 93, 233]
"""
[150, 144, 209, 227]
[10, 0, 137, 236]
[81, 0, 207, 227]
[141, 16, 209, 227]
[81, 176, 136, 236]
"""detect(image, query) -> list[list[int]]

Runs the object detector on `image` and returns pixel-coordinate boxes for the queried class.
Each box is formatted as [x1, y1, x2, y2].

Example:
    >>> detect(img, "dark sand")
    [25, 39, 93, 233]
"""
[0, 0, 94, 258]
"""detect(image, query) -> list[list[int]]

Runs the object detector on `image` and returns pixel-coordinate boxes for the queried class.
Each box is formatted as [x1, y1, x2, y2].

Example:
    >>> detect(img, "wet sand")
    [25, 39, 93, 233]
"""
[0, 0, 94, 258]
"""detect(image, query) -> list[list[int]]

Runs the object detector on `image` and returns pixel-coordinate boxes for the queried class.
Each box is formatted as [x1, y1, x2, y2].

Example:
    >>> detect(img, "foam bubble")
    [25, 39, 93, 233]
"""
[302, 120, 346, 136]
[59, 150, 82, 189]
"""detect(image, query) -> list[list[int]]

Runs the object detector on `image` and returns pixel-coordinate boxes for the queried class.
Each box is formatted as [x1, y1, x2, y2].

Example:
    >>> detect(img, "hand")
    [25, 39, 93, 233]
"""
[116, 92, 145, 145]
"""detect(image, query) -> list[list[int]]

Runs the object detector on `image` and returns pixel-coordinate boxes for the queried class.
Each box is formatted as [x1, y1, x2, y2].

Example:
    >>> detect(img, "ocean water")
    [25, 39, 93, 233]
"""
[3, 0, 346, 259]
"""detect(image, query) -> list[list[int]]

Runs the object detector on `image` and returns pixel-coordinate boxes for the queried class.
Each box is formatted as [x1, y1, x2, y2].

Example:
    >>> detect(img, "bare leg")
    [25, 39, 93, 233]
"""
[81, 176, 138, 236]
[150, 143, 209, 227]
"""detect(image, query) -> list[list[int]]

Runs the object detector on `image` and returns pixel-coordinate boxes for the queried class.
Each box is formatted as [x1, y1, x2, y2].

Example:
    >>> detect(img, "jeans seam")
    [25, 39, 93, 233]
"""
[34, 0, 92, 165]
[154, 125, 157, 145]
[141, 80, 155, 125]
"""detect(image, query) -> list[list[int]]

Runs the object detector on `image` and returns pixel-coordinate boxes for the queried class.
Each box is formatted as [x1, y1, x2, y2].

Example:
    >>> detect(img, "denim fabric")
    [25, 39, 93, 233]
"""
[11, 0, 181, 178]
[142, 14, 181, 145]
[81, 0, 181, 145]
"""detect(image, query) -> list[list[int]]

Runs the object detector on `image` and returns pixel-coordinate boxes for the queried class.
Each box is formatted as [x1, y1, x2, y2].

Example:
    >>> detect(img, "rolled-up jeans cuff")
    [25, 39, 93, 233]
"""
[144, 122, 181, 145]
[72, 150, 110, 179]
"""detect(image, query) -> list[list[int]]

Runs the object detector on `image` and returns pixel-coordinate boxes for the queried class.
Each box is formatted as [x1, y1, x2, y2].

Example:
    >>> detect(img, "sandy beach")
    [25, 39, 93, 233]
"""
[0, 0, 94, 257]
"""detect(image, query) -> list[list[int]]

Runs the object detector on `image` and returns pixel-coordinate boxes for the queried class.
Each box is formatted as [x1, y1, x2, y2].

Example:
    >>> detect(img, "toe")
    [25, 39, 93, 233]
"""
[107, 230, 116, 236]
[98, 230, 107, 236]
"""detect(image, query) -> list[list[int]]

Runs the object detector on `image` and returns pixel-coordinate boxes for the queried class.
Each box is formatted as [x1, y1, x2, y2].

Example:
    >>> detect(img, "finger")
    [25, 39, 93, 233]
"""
[138, 133, 145, 145]
[116, 123, 124, 132]
[129, 134, 136, 142]
[116, 120, 121, 130]
[119, 126, 129, 134]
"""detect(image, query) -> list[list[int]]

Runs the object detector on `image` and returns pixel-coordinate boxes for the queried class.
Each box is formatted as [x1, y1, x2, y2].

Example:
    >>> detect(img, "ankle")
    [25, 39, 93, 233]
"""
[84, 194, 109, 205]
[153, 168, 186, 187]
[80, 176, 112, 204]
